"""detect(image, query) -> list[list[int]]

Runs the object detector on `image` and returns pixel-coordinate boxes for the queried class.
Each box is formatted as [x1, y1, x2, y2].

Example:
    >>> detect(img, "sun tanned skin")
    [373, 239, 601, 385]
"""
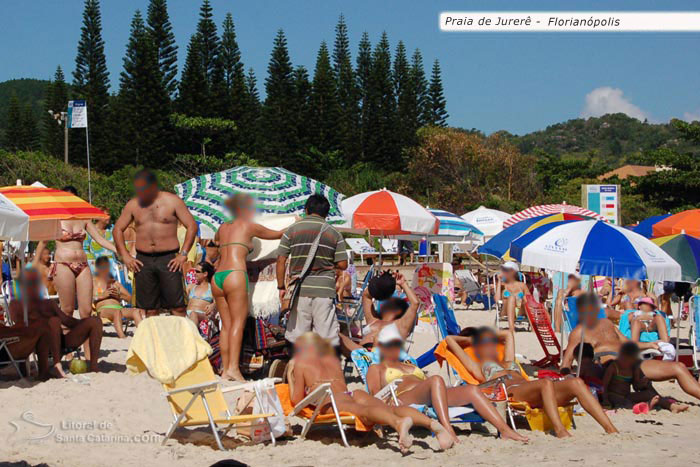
[562, 307, 700, 402]
[0, 322, 51, 380]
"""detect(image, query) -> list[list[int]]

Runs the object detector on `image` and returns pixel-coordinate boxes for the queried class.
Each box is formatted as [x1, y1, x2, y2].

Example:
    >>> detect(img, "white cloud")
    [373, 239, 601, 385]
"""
[683, 111, 700, 122]
[580, 86, 651, 121]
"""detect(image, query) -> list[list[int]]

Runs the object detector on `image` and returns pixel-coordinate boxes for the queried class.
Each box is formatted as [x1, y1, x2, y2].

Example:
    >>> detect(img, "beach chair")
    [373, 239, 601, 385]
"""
[380, 239, 398, 255]
[523, 295, 561, 368]
[0, 335, 27, 377]
[349, 348, 489, 431]
[684, 295, 700, 371]
[161, 357, 276, 450]
[276, 382, 372, 447]
[415, 294, 461, 373]
[433, 339, 575, 432]
[345, 238, 379, 263]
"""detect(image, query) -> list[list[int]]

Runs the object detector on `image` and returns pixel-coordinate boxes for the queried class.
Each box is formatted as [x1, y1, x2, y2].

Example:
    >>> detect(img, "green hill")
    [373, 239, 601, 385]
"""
[0, 78, 50, 129]
[506, 113, 699, 163]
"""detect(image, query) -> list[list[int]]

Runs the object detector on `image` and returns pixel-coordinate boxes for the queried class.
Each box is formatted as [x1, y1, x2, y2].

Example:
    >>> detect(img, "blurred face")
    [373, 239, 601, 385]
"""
[501, 268, 516, 281]
[134, 178, 158, 205]
[96, 261, 110, 279]
[378, 340, 402, 361]
[567, 275, 581, 289]
[194, 266, 207, 284]
[624, 280, 639, 292]
[474, 331, 499, 362]
[293, 339, 321, 360]
[96, 214, 110, 229]
[617, 353, 636, 369]
[235, 195, 256, 221]
[578, 302, 600, 328]
[22, 270, 42, 301]
[638, 303, 654, 313]
[381, 306, 401, 322]
[40, 249, 50, 264]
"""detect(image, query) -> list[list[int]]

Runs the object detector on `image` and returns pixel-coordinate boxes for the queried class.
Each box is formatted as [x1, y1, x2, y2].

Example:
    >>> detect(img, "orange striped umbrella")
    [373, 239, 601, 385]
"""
[0, 186, 108, 240]
[652, 209, 700, 237]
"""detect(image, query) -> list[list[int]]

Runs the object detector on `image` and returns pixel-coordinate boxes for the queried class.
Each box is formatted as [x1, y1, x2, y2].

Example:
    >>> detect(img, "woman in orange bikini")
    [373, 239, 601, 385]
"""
[212, 193, 285, 381]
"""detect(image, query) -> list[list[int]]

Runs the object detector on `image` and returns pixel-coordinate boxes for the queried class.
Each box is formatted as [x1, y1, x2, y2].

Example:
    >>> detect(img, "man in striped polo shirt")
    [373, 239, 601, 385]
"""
[276, 195, 347, 346]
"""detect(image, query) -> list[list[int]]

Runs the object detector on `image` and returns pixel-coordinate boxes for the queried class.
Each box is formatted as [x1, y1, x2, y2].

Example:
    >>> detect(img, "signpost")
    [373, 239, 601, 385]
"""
[582, 184, 620, 225]
[67, 100, 92, 202]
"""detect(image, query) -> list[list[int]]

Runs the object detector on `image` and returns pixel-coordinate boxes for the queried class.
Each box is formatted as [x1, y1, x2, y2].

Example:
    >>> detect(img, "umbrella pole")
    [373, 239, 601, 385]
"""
[676, 298, 681, 362]
[20, 241, 28, 326]
[559, 271, 565, 363]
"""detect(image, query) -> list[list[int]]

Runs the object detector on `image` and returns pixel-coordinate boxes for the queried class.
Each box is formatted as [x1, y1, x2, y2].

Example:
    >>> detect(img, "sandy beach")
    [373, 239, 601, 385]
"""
[1, 307, 698, 467]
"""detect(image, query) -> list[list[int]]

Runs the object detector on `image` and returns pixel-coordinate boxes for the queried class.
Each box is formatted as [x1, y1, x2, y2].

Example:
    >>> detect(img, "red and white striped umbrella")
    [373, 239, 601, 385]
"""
[341, 189, 438, 235]
[503, 203, 606, 228]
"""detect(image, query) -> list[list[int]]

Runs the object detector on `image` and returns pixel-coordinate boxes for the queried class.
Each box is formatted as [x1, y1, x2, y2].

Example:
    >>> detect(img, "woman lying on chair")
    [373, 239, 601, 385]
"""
[367, 324, 528, 443]
[289, 332, 456, 452]
[445, 327, 618, 438]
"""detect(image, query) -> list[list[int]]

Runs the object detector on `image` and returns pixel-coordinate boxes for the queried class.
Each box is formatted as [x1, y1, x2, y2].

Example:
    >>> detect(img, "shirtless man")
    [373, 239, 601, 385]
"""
[561, 292, 700, 402]
[113, 170, 198, 318]
[0, 319, 51, 380]
[9, 269, 102, 376]
[338, 273, 418, 356]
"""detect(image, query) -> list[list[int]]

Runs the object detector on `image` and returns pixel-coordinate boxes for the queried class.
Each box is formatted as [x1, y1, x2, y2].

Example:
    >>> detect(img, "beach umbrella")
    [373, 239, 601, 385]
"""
[175, 166, 345, 238]
[478, 213, 593, 259]
[341, 189, 438, 236]
[652, 210, 700, 238]
[460, 206, 510, 238]
[632, 214, 671, 238]
[510, 220, 681, 282]
[0, 186, 109, 241]
[503, 203, 606, 229]
[651, 234, 700, 283]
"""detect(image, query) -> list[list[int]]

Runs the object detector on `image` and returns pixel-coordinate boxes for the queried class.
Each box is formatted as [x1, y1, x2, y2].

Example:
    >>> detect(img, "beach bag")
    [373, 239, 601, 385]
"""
[236, 379, 289, 441]
[281, 223, 330, 311]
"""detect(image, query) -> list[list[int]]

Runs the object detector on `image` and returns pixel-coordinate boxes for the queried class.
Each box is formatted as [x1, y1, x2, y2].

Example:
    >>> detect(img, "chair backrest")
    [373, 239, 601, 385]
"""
[692, 295, 700, 348]
[350, 347, 417, 389]
[162, 358, 230, 423]
[346, 238, 378, 254]
[524, 295, 560, 356]
[435, 340, 528, 385]
[432, 294, 461, 339]
[381, 239, 398, 253]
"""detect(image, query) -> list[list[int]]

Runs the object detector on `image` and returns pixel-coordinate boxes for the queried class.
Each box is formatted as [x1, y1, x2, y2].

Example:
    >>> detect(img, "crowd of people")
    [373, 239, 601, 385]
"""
[1, 169, 699, 453]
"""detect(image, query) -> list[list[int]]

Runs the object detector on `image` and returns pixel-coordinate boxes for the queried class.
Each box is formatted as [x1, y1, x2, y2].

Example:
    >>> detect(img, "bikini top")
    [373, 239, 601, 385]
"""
[482, 360, 520, 381]
[58, 229, 87, 243]
[385, 364, 426, 384]
[220, 241, 253, 253]
[503, 290, 524, 299]
[189, 283, 213, 303]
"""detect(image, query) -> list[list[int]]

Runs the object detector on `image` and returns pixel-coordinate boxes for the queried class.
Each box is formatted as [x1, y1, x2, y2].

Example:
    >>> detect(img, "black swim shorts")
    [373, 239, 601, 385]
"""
[133, 249, 187, 310]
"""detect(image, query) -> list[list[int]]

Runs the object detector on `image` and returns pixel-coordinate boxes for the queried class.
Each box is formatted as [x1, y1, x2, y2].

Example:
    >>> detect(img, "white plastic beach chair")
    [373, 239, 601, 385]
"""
[345, 238, 379, 263]
[380, 239, 398, 254]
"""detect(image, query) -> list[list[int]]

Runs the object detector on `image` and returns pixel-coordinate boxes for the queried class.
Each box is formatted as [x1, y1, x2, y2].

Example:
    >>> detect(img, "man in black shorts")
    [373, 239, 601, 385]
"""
[113, 170, 198, 317]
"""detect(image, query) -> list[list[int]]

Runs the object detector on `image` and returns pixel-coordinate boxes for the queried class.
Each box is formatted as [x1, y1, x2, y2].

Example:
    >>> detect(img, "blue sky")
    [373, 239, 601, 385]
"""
[2, 0, 699, 134]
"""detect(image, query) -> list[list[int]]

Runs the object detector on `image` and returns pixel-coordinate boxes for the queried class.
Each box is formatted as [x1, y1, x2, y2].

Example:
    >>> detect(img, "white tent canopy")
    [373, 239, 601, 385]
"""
[461, 206, 510, 239]
[0, 192, 29, 241]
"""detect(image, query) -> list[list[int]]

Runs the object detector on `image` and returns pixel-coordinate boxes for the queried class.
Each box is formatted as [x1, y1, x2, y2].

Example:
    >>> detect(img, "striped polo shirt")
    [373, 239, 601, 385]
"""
[277, 215, 347, 298]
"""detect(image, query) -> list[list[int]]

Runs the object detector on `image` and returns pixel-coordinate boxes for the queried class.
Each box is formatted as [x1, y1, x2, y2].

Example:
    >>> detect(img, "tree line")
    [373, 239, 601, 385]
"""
[4, 0, 448, 180]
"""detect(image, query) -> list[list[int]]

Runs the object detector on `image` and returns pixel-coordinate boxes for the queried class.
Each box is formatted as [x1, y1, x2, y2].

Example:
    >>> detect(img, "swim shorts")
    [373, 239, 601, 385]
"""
[133, 249, 187, 310]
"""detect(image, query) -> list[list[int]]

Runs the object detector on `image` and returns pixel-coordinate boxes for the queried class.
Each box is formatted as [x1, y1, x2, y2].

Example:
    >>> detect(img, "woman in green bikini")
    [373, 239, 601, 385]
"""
[213, 193, 286, 381]
[93, 256, 143, 338]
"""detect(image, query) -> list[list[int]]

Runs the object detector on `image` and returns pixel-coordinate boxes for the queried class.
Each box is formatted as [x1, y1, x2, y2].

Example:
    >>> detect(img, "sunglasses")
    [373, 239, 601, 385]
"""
[478, 337, 499, 345]
[194, 269, 204, 274]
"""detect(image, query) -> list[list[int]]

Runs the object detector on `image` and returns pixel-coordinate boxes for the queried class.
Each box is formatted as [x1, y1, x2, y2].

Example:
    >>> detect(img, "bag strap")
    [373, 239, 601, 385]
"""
[297, 222, 331, 281]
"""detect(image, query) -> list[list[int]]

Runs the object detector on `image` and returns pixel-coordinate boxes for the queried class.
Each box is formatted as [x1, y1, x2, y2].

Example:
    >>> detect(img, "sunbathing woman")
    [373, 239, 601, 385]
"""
[629, 297, 670, 343]
[289, 332, 456, 452]
[367, 324, 528, 443]
[93, 256, 142, 338]
[495, 262, 530, 333]
[446, 327, 618, 438]
[186, 262, 215, 327]
[213, 193, 285, 381]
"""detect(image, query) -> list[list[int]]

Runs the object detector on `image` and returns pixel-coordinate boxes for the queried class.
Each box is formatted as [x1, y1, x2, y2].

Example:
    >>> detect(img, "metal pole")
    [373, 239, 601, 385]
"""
[85, 127, 92, 203]
[676, 298, 681, 362]
[63, 112, 69, 164]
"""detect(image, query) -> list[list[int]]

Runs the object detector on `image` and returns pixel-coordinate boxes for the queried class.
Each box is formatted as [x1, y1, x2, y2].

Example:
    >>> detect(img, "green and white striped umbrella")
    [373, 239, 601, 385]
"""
[175, 166, 345, 238]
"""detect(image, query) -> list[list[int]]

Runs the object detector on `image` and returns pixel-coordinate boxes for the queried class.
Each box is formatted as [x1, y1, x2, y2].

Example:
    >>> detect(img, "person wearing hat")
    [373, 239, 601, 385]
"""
[495, 261, 530, 333]
[338, 272, 420, 356]
[367, 325, 528, 444]
[630, 296, 670, 343]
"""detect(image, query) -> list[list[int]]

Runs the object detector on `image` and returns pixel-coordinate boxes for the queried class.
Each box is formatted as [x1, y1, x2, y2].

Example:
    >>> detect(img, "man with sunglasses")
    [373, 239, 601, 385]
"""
[9, 269, 103, 376]
[113, 169, 198, 318]
[561, 292, 700, 403]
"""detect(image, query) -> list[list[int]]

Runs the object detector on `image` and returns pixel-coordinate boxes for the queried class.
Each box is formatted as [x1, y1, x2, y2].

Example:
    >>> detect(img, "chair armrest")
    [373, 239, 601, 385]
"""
[221, 377, 282, 393]
[375, 378, 402, 403]
[0, 337, 20, 345]
[291, 382, 331, 416]
[477, 374, 512, 389]
[161, 380, 218, 396]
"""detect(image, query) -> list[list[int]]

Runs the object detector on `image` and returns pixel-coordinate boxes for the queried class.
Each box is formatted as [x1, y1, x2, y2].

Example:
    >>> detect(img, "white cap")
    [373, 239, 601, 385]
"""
[501, 261, 519, 272]
[377, 323, 403, 345]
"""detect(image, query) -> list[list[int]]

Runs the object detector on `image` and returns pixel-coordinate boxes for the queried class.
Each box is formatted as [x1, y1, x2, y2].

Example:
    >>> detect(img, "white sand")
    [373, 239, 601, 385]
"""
[1, 308, 698, 467]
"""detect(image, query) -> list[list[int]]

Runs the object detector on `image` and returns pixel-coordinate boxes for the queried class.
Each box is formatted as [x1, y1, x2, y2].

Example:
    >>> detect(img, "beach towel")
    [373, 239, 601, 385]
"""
[126, 316, 212, 384]
[618, 309, 672, 344]
[275, 383, 372, 431]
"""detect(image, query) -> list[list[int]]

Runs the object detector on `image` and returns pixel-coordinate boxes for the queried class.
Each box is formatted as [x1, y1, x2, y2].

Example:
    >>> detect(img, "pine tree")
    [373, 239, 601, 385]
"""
[332, 14, 359, 164]
[292, 66, 312, 170]
[310, 41, 339, 153]
[196, 0, 220, 81]
[220, 13, 248, 122]
[410, 49, 429, 126]
[3, 94, 23, 151]
[21, 104, 39, 151]
[178, 33, 209, 116]
[42, 66, 69, 158]
[72, 0, 111, 169]
[367, 32, 397, 166]
[261, 29, 297, 166]
[393, 41, 416, 148]
[146, 0, 178, 97]
[356, 32, 372, 161]
[426, 59, 448, 126]
[238, 67, 261, 154]
[118, 10, 171, 168]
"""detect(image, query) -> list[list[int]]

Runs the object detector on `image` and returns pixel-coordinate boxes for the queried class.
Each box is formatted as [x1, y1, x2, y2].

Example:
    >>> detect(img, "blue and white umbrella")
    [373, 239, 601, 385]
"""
[429, 209, 483, 240]
[509, 220, 681, 282]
